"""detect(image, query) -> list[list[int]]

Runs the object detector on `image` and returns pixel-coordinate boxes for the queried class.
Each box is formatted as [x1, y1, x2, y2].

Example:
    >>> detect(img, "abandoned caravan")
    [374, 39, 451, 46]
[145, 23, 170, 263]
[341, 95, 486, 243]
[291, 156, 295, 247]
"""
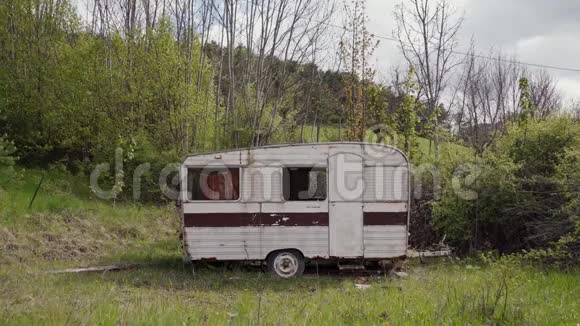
[179, 142, 410, 277]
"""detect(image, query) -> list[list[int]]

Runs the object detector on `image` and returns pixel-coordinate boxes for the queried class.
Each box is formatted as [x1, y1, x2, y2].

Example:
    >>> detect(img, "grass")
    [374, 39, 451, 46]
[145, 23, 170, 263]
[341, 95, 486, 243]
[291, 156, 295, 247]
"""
[0, 168, 178, 265]
[0, 169, 87, 225]
[1, 256, 578, 325]
[1, 169, 579, 325]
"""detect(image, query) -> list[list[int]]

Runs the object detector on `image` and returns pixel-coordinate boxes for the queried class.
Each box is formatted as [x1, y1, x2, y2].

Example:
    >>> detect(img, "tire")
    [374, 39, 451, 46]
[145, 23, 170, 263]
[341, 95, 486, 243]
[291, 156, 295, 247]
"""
[267, 250, 305, 278]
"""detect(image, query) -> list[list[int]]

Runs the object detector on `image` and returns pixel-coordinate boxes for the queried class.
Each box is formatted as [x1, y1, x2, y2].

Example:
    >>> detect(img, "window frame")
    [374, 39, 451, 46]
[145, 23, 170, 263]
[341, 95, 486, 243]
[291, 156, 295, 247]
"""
[281, 165, 328, 202]
[185, 166, 242, 203]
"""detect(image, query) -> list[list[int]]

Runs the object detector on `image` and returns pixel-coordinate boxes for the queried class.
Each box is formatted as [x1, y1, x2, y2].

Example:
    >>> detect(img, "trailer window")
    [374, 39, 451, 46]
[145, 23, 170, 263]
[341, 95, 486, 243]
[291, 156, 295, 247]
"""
[283, 167, 327, 201]
[187, 168, 240, 201]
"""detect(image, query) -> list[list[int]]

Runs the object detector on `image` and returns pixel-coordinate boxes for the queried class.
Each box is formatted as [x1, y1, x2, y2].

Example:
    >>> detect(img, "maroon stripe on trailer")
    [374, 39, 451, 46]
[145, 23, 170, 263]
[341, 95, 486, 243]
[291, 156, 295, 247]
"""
[183, 213, 329, 227]
[363, 212, 408, 225]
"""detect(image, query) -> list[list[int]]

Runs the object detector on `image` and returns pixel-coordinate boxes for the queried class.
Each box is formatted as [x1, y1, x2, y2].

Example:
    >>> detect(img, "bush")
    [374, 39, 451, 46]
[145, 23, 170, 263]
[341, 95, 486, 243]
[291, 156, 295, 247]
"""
[88, 132, 181, 204]
[432, 118, 580, 253]
[523, 225, 580, 270]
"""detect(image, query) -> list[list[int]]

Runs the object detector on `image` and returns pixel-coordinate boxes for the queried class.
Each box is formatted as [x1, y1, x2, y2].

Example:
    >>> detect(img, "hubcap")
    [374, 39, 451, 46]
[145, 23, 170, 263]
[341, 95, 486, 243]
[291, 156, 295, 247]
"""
[273, 253, 298, 277]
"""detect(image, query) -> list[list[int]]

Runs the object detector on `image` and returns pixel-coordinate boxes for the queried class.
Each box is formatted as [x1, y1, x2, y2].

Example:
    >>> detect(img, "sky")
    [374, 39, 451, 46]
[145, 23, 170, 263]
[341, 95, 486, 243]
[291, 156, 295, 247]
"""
[364, 0, 580, 101]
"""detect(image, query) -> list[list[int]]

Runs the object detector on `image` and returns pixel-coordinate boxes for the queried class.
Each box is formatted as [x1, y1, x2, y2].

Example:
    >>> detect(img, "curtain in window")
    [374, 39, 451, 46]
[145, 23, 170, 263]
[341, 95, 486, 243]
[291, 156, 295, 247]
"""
[202, 169, 240, 200]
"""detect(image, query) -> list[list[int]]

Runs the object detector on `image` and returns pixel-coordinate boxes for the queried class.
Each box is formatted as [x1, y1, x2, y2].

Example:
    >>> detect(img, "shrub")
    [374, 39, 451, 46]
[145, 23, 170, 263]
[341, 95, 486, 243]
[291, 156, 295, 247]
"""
[432, 118, 580, 253]
[89, 132, 181, 204]
[522, 225, 580, 270]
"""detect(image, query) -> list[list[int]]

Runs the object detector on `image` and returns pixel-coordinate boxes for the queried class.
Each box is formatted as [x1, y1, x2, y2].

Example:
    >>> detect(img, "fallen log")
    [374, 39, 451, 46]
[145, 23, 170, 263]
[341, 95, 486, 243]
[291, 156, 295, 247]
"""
[47, 263, 140, 274]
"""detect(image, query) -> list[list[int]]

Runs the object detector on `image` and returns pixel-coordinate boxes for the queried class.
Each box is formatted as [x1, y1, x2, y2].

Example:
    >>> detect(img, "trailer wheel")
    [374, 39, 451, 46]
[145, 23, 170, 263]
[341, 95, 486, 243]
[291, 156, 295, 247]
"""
[267, 250, 305, 278]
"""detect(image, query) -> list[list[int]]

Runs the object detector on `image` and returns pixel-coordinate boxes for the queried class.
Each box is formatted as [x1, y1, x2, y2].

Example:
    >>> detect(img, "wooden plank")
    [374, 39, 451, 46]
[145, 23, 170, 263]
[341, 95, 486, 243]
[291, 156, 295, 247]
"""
[407, 249, 452, 258]
[47, 264, 139, 274]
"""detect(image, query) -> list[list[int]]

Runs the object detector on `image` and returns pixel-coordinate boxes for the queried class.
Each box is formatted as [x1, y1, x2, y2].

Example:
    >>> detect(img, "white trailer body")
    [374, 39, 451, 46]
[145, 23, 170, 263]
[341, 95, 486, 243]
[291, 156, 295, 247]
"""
[179, 142, 410, 266]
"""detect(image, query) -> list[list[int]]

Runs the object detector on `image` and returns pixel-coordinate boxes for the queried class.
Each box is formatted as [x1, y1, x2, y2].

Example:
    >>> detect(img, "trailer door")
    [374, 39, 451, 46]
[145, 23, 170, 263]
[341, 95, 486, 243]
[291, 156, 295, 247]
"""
[328, 150, 364, 257]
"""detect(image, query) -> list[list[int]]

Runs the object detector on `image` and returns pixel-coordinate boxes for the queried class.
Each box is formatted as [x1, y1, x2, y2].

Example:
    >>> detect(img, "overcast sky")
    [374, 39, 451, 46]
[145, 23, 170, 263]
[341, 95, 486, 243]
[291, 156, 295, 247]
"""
[365, 0, 580, 101]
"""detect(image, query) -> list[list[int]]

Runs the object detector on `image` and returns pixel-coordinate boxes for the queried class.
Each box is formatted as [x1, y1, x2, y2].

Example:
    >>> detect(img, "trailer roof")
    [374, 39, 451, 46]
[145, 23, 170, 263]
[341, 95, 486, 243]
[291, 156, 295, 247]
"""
[181, 142, 409, 164]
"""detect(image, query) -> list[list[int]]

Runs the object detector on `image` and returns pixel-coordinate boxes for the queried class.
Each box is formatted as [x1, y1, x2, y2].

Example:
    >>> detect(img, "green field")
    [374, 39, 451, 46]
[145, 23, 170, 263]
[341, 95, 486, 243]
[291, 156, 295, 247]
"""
[1, 170, 579, 325]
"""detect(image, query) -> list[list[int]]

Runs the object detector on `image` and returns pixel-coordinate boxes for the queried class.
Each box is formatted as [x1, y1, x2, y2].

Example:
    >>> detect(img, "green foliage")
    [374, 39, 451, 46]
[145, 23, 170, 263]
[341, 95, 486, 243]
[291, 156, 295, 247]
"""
[499, 117, 580, 177]
[433, 118, 580, 253]
[518, 77, 533, 124]
[366, 84, 392, 127]
[0, 0, 426, 195]
[0, 1, 218, 203]
[522, 226, 580, 270]
[0, 135, 17, 184]
[0, 3, 215, 152]
[396, 67, 421, 159]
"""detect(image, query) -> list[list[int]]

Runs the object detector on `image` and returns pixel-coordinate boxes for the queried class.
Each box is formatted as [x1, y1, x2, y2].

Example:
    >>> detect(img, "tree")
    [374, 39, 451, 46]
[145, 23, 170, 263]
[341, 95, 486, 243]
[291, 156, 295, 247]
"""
[211, 0, 335, 147]
[529, 70, 562, 119]
[396, 67, 420, 158]
[394, 0, 463, 163]
[454, 47, 522, 152]
[339, 0, 379, 141]
[518, 77, 533, 125]
[570, 99, 580, 122]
